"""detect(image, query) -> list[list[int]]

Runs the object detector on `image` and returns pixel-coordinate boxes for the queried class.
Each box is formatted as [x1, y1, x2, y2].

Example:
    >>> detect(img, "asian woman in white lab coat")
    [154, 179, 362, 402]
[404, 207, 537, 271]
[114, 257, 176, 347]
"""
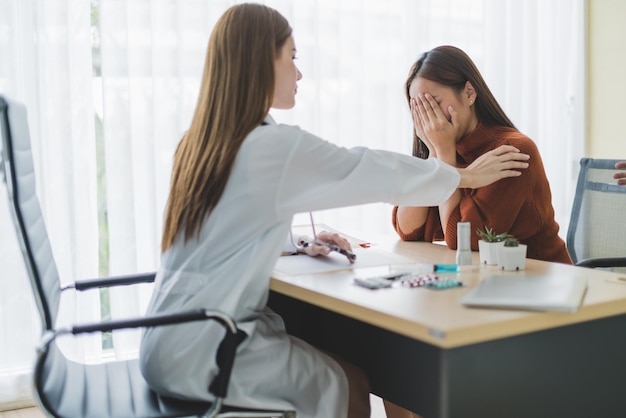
[138, 4, 530, 418]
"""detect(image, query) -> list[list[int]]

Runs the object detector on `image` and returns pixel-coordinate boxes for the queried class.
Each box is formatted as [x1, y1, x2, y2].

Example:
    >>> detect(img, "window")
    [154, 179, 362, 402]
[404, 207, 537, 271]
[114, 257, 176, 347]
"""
[0, 0, 585, 407]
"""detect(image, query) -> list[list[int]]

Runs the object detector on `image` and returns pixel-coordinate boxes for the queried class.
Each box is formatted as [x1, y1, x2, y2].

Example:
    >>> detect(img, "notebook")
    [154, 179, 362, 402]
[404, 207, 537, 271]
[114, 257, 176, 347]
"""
[462, 275, 588, 313]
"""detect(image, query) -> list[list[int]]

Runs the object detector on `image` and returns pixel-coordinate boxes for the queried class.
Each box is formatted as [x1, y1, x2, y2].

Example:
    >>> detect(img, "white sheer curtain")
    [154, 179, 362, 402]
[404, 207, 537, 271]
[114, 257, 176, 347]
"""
[0, 0, 101, 409]
[281, 0, 585, 236]
[96, 0, 235, 357]
[0, 0, 584, 409]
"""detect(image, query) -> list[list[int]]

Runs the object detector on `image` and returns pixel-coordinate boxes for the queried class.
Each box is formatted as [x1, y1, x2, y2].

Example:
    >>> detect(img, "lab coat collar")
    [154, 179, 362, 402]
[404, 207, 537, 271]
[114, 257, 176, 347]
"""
[263, 114, 277, 125]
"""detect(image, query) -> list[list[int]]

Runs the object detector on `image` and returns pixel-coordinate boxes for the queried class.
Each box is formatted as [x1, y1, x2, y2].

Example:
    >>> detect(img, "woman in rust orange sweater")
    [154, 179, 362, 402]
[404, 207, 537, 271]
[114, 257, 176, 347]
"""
[392, 45, 571, 264]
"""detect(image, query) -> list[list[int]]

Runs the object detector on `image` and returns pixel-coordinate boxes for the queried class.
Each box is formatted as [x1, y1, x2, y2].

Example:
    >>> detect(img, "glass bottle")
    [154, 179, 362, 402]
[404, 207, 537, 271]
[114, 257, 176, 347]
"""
[456, 222, 472, 265]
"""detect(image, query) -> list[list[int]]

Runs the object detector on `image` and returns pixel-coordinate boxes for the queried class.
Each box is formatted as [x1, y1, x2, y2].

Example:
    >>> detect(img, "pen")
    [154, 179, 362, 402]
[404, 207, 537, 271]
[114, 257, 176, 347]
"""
[315, 240, 357, 262]
[305, 211, 357, 262]
[299, 239, 357, 261]
[398, 263, 478, 273]
[434, 264, 461, 272]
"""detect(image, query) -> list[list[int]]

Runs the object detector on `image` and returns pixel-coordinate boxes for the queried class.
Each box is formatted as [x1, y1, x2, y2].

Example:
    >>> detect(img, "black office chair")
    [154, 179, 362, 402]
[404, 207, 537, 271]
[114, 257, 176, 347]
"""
[0, 95, 296, 418]
[566, 157, 626, 270]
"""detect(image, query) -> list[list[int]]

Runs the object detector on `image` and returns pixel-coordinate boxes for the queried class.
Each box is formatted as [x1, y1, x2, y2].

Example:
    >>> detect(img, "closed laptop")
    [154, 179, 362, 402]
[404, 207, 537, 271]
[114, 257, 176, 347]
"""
[462, 275, 587, 313]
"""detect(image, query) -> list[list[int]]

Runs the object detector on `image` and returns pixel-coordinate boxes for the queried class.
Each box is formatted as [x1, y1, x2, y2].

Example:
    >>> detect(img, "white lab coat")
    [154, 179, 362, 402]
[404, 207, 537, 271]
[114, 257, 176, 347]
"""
[139, 115, 459, 418]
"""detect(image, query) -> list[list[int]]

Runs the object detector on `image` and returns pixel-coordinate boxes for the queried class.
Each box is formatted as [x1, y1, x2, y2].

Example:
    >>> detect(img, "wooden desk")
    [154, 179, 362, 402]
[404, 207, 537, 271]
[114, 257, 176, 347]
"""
[268, 240, 626, 418]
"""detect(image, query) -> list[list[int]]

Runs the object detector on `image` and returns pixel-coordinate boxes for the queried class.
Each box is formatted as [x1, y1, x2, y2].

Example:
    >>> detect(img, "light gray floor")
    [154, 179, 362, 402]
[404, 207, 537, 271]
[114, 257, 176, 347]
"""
[371, 394, 387, 418]
[5, 397, 388, 418]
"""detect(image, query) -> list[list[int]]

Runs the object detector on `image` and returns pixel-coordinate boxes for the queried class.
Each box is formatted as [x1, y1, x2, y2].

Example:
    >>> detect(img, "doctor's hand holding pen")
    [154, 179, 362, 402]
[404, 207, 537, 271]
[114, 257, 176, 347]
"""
[614, 161, 626, 186]
[298, 231, 356, 264]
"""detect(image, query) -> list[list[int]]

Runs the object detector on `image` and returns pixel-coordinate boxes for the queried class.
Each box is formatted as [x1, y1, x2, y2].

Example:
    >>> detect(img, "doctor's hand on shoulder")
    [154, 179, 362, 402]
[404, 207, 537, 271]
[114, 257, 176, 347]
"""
[457, 145, 530, 189]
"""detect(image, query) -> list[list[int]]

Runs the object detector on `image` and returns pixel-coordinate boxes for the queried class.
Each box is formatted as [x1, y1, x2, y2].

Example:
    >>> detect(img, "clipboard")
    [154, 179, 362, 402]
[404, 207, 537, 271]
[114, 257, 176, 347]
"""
[274, 247, 413, 275]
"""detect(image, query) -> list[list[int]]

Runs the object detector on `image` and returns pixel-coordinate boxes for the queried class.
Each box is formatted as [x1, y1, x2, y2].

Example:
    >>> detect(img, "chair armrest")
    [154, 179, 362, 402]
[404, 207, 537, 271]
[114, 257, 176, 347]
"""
[69, 272, 156, 291]
[38, 309, 225, 350]
[73, 310, 247, 399]
[41, 308, 247, 402]
[209, 328, 247, 398]
[576, 257, 626, 268]
[69, 308, 214, 334]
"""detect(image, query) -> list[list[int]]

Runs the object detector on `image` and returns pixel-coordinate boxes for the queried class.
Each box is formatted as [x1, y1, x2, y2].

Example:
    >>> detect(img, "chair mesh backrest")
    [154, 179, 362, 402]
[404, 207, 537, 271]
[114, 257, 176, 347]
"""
[567, 158, 626, 264]
[0, 96, 61, 331]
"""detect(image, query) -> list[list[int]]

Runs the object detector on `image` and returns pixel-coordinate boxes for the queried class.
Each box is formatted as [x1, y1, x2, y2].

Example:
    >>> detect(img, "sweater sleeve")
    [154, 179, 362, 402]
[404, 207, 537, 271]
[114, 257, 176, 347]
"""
[391, 205, 444, 242]
[443, 135, 541, 250]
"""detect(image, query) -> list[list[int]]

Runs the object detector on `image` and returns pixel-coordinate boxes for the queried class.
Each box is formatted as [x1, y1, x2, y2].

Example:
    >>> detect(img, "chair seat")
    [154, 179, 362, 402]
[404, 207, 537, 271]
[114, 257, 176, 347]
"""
[37, 344, 210, 417]
[37, 343, 293, 418]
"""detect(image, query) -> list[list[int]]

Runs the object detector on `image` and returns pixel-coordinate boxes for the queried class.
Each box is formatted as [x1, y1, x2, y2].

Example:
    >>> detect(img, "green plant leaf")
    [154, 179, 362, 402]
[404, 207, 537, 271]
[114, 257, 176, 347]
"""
[476, 226, 513, 242]
[503, 237, 520, 247]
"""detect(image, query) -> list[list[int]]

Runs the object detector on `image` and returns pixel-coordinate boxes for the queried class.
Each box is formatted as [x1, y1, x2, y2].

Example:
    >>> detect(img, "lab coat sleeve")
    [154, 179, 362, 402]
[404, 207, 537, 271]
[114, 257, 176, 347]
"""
[269, 126, 460, 218]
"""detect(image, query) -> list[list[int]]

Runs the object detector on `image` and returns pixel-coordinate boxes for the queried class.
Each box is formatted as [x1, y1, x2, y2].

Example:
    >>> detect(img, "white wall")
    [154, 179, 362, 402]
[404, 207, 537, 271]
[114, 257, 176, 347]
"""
[588, 0, 626, 158]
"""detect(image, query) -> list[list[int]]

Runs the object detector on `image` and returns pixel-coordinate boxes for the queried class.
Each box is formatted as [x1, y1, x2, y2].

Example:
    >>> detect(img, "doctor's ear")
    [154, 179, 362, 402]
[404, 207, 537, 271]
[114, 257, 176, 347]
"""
[464, 81, 476, 104]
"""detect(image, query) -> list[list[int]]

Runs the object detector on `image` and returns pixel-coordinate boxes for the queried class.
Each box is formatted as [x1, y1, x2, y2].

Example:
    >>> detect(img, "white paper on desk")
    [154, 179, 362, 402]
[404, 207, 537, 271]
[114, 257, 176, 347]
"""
[274, 247, 413, 275]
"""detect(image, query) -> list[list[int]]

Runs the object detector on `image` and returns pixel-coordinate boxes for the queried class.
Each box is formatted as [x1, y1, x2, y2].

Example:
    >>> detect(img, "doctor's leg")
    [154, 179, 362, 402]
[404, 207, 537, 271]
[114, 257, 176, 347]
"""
[327, 354, 371, 418]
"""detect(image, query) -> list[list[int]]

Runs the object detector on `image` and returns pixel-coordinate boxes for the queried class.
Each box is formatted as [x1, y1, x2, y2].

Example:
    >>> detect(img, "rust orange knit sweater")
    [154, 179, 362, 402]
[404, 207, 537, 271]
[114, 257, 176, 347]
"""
[392, 123, 572, 264]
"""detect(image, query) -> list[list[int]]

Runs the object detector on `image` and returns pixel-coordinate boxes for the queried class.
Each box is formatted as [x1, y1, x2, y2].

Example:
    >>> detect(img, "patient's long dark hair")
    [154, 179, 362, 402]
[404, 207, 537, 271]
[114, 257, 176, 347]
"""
[405, 45, 516, 159]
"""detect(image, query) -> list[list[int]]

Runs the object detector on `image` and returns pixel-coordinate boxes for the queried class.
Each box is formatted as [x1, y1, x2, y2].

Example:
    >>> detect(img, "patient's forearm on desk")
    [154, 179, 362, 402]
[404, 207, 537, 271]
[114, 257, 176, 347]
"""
[395, 206, 428, 237]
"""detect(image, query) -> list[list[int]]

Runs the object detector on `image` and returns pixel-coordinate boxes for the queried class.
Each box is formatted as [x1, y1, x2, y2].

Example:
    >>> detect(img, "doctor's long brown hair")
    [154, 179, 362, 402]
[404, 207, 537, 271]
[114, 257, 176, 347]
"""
[161, 4, 292, 252]
[406, 45, 516, 159]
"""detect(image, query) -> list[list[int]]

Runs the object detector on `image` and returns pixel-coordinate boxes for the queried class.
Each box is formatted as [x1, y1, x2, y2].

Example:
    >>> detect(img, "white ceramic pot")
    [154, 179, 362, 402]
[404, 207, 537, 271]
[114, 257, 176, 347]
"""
[497, 244, 528, 271]
[478, 240, 504, 265]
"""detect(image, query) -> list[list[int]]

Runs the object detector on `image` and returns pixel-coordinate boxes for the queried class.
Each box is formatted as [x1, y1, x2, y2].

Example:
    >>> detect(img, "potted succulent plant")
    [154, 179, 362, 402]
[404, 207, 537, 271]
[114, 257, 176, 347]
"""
[497, 237, 528, 271]
[476, 226, 512, 265]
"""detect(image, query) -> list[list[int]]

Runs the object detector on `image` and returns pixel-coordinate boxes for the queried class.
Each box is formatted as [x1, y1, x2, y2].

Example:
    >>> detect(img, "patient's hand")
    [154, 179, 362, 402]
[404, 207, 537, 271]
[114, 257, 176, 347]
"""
[614, 161, 626, 185]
